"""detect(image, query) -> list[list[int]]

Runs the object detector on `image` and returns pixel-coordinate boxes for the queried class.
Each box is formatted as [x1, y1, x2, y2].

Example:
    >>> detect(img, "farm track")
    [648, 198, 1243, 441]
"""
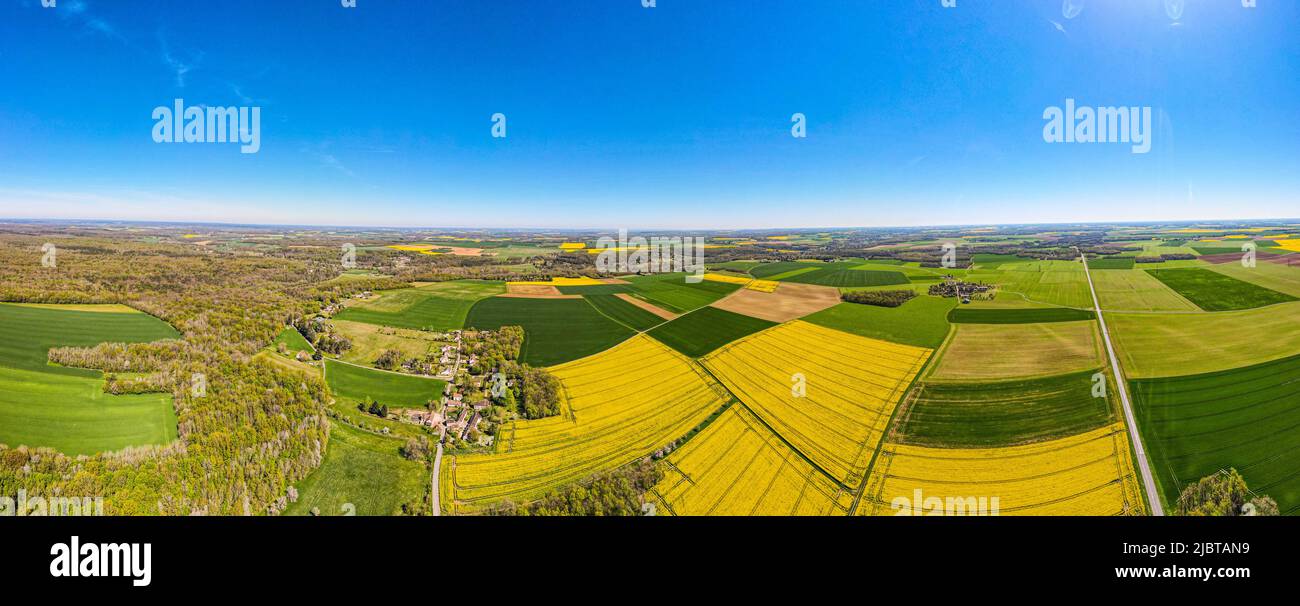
[1079, 248, 1164, 516]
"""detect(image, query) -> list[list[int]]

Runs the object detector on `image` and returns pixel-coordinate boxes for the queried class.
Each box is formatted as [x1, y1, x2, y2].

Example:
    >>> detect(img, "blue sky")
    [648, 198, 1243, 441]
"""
[1, 0, 1296, 229]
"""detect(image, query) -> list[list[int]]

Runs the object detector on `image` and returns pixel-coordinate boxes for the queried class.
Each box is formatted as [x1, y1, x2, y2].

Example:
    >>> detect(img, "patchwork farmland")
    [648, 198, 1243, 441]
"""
[6, 221, 1299, 518]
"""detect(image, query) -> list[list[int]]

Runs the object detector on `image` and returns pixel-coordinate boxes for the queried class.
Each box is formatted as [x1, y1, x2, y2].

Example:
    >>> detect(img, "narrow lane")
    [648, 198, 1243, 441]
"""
[1077, 248, 1165, 516]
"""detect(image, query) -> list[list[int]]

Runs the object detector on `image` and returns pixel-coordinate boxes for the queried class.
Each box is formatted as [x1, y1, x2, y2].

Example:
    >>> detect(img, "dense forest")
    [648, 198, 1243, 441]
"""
[0, 233, 358, 515]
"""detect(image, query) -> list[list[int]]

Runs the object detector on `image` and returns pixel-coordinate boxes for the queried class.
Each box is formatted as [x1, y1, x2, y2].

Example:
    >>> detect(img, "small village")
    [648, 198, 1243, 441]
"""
[928, 276, 994, 303]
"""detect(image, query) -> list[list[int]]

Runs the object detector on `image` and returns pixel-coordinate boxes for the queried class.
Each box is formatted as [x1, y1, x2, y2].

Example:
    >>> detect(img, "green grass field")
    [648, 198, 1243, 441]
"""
[285, 422, 429, 516]
[802, 296, 955, 349]
[623, 273, 741, 314]
[1146, 268, 1297, 311]
[332, 280, 504, 331]
[0, 303, 181, 455]
[1088, 257, 1136, 270]
[898, 369, 1114, 448]
[272, 326, 313, 353]
[583, 294, 667, 331]
[1131, 353, 1300, 513]
[647, 306, 776, 357]
[947, 307, 1096, 324]
[324, 359, 444, 408]
[1108, 301, 1300, 378]
[464, 296, 633, 366]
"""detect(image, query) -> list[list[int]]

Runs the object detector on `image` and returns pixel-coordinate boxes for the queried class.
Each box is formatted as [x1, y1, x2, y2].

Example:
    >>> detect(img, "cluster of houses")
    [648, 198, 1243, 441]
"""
[441, 387, 493, 443]
[928, 276, 993, 303]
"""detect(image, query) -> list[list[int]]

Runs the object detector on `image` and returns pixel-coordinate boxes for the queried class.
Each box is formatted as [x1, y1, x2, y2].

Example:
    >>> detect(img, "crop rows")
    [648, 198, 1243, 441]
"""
[447, 335, 728, 511]
[652, 405, 852, 515]
[702, 320, 930, 488]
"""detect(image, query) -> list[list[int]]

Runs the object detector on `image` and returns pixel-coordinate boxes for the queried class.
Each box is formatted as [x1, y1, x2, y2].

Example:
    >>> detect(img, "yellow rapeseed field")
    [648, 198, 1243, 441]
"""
[860, 423, 1146, 516]
[652, 405, 852, 515]
[702, 272, 777, 292]
[1272, 238, 1300, 252]
[505, 276, 606, 286]
[558, 242, 586, 250]
[702, 321, 930, 488]
[702, 273, 752, 285]
[387, 244, 444, 255]
[446, 335, 728, 512]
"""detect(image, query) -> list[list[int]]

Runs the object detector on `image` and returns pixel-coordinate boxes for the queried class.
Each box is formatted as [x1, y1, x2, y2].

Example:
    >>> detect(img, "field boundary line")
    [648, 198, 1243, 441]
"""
[1078, 248, 1164, 516]
[693, 360, 852, 494]
[848, 345, 938, 516]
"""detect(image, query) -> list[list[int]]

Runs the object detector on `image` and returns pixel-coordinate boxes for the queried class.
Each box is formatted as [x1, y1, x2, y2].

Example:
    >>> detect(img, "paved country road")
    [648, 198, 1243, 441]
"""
[431, 442, 443, 516]
[1078, 248, 1165, 516]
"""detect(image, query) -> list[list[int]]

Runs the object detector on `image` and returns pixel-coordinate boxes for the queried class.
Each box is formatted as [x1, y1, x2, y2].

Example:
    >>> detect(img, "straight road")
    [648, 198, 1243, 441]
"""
[431, 442, 443, 516]
[1077, 248, 1165, 516]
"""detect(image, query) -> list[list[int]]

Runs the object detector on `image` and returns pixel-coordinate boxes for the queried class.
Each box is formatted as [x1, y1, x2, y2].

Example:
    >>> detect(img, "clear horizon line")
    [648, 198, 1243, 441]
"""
[3, 216, 1299, 233]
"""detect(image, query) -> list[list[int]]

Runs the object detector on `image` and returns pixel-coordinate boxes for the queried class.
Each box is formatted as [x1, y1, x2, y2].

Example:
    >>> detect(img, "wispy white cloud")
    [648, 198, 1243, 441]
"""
[158, 31, 201, 88]
[52, 0, 125, 42]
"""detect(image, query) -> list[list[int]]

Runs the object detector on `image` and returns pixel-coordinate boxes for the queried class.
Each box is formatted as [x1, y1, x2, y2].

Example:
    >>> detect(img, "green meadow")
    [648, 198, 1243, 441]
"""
[0, 303, 181, 455]
[285, 422, 429, 516]
[324, 358, 445, 408]
[333, 280, 504, 331]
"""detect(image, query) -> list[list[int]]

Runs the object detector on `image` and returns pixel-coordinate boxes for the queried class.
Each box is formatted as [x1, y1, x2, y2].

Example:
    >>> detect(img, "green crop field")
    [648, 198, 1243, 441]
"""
[333, 280, 504, 331]
[749, 261, 813, 279]
[802, 296, 955, 349]
[1088, 257, 1136, 270]
[1109, 301, 1300, 378]
[286, 422, 429, 516]
[1191, 245, 1247, 256]
[583, 294, 667, 331]
[781, 267, 910, 288]
[930, 321, 1102, 381]
[1131, 353, 1300, 513]
[647, 306, 776, 357]
[898, 369, 1114, 447]
[708, 260, 762, 272]
[324, 359, 445, 408]
[0, 303, 181, 455]
[1091, 268, 1198, 311]
[556, 284, 632, 295]
[948, 307, 1096, 324]
[965, 260, 1093, 308]
[623, 273, 741, 314]
[1146, 268, 1297, 311]
[970, 253, 1034, 269]
[1207, 262, 1300, 298]
[464, 296, 633, 366]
